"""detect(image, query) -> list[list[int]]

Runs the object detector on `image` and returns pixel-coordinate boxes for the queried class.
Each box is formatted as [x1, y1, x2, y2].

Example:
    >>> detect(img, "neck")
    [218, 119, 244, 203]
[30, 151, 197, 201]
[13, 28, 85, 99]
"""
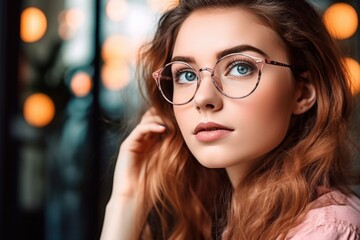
[225, 164, 251, 188]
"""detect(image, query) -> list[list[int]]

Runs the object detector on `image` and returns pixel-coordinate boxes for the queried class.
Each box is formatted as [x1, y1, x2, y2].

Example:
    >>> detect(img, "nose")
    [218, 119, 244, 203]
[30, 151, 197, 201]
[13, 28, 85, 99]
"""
[193, 68, 223, 112]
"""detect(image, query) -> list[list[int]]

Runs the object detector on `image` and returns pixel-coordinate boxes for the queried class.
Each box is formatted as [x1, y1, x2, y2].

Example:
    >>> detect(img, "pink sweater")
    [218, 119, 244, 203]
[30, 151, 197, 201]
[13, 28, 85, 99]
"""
[285, 190, 360, 239]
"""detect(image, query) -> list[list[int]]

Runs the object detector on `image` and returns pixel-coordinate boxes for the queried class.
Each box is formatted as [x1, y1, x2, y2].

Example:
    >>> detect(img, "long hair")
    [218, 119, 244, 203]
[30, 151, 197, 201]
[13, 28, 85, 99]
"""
[135, 0, 355, 239]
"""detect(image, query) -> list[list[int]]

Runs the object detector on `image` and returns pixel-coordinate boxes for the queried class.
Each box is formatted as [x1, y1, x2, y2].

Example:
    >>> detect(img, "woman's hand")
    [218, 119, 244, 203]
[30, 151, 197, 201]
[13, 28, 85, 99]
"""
[100, 108, 166, 240]
[111, 108, 166, 199]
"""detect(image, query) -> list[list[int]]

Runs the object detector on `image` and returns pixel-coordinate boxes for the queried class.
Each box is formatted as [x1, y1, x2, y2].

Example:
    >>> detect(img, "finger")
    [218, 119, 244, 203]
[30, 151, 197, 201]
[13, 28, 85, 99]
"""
[140, 110, 166, 125]
[121, 123, 166, 155]
[134, 122, 166, 136]
[140, 115, 164, 125]
[125, 123, 166, 144]
[143, 108, 157, 118]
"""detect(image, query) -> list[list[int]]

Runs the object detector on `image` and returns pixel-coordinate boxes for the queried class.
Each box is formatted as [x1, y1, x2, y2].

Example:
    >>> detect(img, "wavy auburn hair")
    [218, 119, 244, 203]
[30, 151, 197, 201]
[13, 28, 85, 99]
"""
[134, 0, 355, 239]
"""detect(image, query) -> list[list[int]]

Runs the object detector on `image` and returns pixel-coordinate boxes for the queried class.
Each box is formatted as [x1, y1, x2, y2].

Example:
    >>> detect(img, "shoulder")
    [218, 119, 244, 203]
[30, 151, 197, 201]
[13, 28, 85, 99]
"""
[286, 190, 360, 240]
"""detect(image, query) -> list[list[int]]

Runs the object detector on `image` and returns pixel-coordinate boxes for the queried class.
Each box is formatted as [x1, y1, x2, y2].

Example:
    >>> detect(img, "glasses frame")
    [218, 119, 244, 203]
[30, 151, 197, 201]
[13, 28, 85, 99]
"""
[152, 53, 297, 105]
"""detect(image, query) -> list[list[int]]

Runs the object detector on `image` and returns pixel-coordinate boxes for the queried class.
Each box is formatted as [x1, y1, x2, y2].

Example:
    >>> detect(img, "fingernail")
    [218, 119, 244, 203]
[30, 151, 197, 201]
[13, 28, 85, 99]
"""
[158, 124, 166, 129]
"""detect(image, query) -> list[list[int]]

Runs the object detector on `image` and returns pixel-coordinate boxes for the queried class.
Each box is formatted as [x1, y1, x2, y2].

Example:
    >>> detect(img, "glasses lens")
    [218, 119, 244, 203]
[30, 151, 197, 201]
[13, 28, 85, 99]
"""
[213, 54, 260, 98]
[158, 62, 198, 104]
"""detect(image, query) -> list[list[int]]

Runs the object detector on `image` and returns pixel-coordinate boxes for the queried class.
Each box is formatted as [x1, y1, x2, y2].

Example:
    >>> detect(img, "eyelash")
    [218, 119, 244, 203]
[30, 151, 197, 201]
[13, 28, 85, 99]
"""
[173, 67, 195, 78]
[225, 59, 256, 74]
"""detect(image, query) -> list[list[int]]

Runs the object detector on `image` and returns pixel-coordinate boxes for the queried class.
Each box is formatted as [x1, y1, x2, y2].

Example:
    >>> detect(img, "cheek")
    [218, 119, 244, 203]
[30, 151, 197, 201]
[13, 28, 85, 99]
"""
[242, 75, 295, 148]
[173, 106, 192, 135]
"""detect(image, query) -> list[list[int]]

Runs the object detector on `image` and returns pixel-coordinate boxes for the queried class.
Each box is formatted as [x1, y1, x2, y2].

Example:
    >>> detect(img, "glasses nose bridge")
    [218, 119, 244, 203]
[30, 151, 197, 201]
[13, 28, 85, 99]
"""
[197, 67, 214, 83]
[198, 66, 213, 75]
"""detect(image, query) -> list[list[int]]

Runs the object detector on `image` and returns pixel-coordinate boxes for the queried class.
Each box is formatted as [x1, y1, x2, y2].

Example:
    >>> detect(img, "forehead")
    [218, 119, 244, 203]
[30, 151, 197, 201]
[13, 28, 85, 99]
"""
[173, 7, 287, 61]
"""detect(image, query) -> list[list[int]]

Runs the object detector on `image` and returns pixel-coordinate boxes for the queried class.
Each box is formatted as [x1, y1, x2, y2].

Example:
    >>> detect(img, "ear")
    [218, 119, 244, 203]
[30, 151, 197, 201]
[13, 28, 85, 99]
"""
[292, 71, 316, 115]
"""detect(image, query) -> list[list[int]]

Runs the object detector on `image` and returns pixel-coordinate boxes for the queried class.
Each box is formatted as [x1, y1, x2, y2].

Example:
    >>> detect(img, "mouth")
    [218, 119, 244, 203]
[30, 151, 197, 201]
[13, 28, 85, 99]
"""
[193, 122, 234, 135]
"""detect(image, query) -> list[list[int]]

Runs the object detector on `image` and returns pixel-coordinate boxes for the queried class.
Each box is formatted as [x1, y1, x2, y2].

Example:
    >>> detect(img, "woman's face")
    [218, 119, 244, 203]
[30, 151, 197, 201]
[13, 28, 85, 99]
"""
[172, 8, 301, 184]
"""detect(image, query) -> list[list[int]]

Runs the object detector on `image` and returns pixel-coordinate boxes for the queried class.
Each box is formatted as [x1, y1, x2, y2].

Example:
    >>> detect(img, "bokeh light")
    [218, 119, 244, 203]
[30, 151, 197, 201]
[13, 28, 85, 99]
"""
[20, 7, 47, 43]
[70, 71, 92, 97]
[106, 0, 128, 22]
[101, 35, 132, 62]
[58, 8, 85, 40]
[323, 3, 358, 40]
[101, 61, 131, 91]
[344, 57, 360, 95]
[23, 93, 56, 127]
[146, 0, 179, 12]
[64, 8, 85, 28]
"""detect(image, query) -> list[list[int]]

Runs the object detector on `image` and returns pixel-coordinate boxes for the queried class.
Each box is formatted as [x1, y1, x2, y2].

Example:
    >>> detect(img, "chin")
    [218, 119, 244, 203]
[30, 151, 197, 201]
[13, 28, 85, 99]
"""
[195, 156, 233, 169]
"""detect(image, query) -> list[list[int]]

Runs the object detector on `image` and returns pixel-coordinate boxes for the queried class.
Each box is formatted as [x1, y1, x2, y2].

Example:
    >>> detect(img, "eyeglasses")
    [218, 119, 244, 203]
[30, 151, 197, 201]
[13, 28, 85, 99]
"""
[152, 53, 297, 105]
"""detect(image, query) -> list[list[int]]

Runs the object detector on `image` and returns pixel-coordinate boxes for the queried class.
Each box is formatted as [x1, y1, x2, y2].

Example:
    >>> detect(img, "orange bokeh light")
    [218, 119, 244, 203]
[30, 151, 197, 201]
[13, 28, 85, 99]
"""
[70, 71, 92, 97]
[64, 8, 85, 29]
[58, 8, 85, 40]
[146, 0, 179, 12]
[23, 93, 55, 127]
[21, 7, 47, 43]
[106, 0, 128, 22]
[344, 57, 360, 95]
[323, 3, 358, 40]
[102, 35, 132, 63]
[101, 61, 131, 91]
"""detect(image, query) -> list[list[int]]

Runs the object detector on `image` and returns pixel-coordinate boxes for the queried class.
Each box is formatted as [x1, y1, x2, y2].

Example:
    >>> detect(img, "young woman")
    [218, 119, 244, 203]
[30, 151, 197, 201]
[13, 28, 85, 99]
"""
[101, 0, 360, 239]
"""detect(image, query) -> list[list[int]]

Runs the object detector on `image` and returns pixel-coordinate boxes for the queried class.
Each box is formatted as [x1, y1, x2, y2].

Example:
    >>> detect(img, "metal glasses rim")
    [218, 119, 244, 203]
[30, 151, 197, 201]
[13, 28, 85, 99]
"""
[153, 52, 296, 105]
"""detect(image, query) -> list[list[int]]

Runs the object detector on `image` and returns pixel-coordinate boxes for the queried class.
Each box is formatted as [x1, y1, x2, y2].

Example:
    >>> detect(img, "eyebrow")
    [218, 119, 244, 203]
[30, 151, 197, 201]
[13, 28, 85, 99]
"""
[216, 44, 268, 59]
[171, 44, 269, 63]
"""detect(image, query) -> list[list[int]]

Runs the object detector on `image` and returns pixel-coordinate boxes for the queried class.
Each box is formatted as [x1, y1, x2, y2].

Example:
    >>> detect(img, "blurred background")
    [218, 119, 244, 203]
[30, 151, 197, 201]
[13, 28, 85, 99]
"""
[0, 0, 359, 239]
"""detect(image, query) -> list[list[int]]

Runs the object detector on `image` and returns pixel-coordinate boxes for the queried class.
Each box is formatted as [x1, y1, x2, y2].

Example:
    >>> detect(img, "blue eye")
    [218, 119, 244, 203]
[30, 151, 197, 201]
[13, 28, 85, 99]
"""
[228, 63, 253, 77]
[176, 71, 197, 84]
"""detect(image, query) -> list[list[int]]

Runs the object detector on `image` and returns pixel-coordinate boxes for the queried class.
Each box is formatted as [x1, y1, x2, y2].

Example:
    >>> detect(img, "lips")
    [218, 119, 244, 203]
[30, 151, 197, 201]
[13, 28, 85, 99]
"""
[193, 122, 234, 135]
